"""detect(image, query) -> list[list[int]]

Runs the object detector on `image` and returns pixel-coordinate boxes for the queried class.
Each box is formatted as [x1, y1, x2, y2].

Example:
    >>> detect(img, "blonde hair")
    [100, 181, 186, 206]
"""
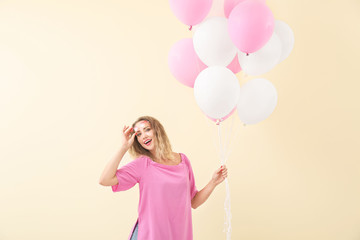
[129, 116, 174, 161]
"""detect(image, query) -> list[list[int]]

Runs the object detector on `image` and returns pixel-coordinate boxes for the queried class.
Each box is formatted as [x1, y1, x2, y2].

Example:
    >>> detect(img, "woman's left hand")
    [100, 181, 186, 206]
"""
[211, 165, 228, 186]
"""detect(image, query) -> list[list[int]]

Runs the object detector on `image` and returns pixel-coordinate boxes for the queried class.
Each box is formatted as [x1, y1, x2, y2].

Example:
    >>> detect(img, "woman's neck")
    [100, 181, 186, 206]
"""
[150, 151, 174, 163]
[150, 149, 159, 160]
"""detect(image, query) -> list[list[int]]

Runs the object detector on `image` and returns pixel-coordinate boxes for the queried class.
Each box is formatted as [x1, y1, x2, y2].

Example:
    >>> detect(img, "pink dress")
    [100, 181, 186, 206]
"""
[111, 153, 198, 240]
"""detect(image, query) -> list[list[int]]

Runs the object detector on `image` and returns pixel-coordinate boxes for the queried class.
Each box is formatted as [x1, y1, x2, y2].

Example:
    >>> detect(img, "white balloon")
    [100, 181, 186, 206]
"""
[237, 78, 277, 125]
[194, 66, 240, 119]
[238, 33, 282, 76]
[193, 17, 237, 66]
[274, 20, 295, 63]
[205, 0, 225, 18]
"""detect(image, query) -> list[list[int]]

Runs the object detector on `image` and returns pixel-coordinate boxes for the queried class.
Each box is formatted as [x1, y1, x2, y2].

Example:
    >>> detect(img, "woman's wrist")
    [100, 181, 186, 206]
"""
[120, 143, 130, 151]
[209, 179, 218, 188]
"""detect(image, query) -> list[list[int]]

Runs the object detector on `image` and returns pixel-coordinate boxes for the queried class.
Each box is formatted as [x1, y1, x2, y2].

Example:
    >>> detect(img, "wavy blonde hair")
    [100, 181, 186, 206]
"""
[129, 116, 174, 161]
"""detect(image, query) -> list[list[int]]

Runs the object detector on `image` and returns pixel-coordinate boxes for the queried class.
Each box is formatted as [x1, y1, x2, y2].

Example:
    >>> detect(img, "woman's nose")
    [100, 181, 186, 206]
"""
[141, 132, 148, 140]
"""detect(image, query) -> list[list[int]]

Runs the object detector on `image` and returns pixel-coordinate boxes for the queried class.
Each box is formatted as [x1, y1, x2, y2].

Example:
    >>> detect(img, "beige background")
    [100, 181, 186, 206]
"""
[1, 0, 360, 239]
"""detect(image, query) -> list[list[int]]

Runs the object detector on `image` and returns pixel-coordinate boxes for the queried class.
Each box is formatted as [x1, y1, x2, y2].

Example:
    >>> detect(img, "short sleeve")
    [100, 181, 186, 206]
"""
[111, 156, 147, 192]
[182, 153, 198, 199]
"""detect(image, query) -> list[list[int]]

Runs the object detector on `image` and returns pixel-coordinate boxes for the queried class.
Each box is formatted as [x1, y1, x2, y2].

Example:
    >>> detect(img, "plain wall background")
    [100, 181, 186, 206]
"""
[1, 0, 359, 239]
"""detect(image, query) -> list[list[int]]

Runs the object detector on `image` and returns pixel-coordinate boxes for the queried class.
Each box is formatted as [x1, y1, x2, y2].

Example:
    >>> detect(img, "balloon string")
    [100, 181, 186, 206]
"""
[224, 178, 232, 240]
[212, 123, 221, 163]
[217, 124, 224, 165]
[217, 124, 232, 240]
[225, 118, 242, 163]
[209, 117, 222, 165]
[223, 114, 235, 164]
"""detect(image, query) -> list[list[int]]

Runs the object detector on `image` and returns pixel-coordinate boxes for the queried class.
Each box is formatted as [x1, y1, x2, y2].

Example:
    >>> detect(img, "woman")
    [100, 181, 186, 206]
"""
[99, 116, 228, 240]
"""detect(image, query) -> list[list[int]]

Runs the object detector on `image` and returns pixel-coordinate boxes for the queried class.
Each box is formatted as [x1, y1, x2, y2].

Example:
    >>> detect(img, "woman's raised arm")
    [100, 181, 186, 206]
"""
[99, 126, 136, 186]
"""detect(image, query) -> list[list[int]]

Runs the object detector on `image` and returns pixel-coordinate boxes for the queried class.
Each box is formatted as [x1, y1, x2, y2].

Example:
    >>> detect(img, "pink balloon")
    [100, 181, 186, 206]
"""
[200, 55, 241, 74]
[225, 0, 267, 18]
[224, 0, 247, 18]
[168, 38, 207, 88]
[227, 54, 241, 74]
[207, 107, 236, 123]
[228, 1, 274, 53]
[169, 0, 213, 26]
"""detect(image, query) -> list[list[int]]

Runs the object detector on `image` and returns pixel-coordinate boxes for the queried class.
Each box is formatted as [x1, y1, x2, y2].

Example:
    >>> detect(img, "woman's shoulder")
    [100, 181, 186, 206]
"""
[173, 152, 190, 164]
[131, 155, 151, 166]
[171, 151, 180, 159]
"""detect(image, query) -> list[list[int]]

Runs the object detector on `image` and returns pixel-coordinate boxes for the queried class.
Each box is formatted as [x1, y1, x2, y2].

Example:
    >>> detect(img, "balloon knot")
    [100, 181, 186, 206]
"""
[216, 119, 222, 125]
[246, 53, 249, 56]
[189, 25, 192, 31]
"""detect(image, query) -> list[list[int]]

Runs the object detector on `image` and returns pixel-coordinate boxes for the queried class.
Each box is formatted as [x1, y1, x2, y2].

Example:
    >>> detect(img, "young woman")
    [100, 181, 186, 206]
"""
[99, 116, 228, 240]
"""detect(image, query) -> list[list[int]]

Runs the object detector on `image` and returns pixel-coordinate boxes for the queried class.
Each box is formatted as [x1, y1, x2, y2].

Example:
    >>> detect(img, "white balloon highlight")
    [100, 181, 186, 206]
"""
[237, 78, 278, 124]
[194, 66, 240, 119]
[274, 20, 295, 63]
[206, 0, 226, 18]
[238, 33, 282, 76]
[193, 17, 237, 66]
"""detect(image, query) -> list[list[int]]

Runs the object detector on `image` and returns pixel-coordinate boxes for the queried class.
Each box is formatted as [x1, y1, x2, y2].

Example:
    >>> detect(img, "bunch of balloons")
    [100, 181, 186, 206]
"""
[168, 0, 294, 125]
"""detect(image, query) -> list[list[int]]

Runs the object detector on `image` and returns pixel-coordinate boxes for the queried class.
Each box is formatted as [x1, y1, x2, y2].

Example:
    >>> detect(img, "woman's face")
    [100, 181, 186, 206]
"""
[134, 120, 156, 151]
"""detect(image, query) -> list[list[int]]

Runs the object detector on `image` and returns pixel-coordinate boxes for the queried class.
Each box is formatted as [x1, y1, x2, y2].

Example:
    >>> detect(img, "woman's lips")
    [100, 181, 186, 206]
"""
[144, 139, 152, 146]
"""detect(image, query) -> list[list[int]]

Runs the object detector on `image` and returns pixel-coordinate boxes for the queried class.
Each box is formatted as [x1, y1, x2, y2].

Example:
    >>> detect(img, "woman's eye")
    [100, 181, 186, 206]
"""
[146, 128, 150, 132]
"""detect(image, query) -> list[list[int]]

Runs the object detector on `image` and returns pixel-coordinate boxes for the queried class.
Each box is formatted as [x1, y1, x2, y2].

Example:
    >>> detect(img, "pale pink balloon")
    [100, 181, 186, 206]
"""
[207, 107, 236, 123]
[169, 0, 213, 26]
[200, 55, 241, 74]
[224, 0, 266, 18]
[224, 0, 247, 18]
[228, 1, 274, 53]
[168, 38, 207, 88]
[227, 54, 241, 74]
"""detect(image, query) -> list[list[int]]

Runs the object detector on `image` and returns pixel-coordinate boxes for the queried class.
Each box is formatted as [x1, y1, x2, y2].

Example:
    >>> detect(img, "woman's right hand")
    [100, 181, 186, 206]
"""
[121, 125, 136, 149]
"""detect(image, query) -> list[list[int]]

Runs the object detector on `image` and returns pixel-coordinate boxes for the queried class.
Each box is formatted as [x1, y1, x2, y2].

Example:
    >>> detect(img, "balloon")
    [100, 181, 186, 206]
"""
[168, 38, 207, 88]
[237, 78, 277, 125]
[238, 33, 281, 75]
[224, 0, 247, 18]
[194, 66, 240, 119]
[206, 0, 226, 18]
[207, 107, 236, 123]
[193, 17, 237, 66]
[224, 0, 267, 18]
[274, 20, 295, 63]
[169, 0, 213, 27]
[228, 1, 274, 53]
[227, 54, 241, 74]
[190, 0, 226, 30]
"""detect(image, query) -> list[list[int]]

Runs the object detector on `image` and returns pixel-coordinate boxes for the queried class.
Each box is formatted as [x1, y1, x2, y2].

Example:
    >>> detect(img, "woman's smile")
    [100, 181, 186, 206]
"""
[144, 139, 152, 146]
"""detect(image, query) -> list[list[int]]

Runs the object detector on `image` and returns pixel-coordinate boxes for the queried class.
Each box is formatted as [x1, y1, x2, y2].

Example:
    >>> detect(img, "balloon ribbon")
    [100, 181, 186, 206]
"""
[217, 123, 232, 240]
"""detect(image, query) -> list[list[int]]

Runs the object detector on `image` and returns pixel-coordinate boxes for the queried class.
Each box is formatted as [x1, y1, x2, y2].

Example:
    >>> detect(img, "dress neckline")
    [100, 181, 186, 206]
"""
[148, 153, 184, 167]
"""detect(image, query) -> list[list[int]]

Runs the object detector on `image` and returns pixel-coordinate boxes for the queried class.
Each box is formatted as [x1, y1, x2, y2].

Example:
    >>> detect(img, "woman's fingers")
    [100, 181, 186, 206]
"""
[221, 166, 228, 178]
[220, 165, 227, 172]
[125, 127, 134, 137]
[123, 126, 129, 132]
[123, 126, 135, 136]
